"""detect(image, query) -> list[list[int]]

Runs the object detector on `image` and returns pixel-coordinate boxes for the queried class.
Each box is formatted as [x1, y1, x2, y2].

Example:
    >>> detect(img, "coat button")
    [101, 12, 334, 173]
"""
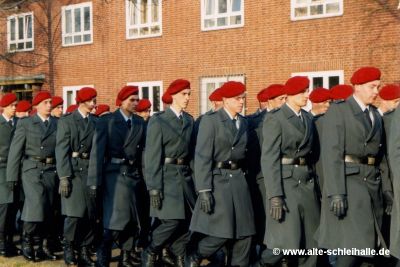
[232, 147, 234, 150]
[80, 168, 83, 171]
[229, 174, 232, 177]
[137, 145, 140, 148]
[364, 143, 367, 146]
[363, 177, 367, 181]
[123, 172, 126, 176]
[298, 180, 301, 184]
[40, 146, 43, 150]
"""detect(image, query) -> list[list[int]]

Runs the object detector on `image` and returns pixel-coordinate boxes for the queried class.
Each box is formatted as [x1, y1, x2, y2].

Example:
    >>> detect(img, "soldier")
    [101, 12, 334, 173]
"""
[189, 81, 255, 267]
[143, 79, 196, 267]
[318, 67, 392, 267]
[6, 91, 59, 262]
[95, 104, 111, 117]
[135, 99, 152, 121]
[259, 76, 319, 267]
[0, 93, 20, 257]
[16, 100, 32, 118]
[51, 96, 64, 118]
[56, 87, 98, 266]
[88, 85, 144, 267]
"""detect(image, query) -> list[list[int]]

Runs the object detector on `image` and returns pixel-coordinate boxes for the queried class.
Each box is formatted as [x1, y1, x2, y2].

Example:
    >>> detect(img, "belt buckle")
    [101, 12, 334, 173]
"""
[368, 157, 375, 165]
[299, 158, 306, 165]
[81, 153, 89, 159]
[45, 158, 53, 164]
[128, 160, 134, 165]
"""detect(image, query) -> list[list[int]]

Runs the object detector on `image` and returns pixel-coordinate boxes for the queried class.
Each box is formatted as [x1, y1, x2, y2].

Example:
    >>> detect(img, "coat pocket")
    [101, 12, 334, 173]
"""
[345, 166, 360, 176]
[282, 169, 293, 179]
[22, 160, 37, 173]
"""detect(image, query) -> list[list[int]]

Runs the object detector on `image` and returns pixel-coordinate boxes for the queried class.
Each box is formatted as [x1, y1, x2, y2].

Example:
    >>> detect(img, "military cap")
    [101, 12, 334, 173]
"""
[0, 93, 17, 107]
[162, 92, 172, 104]
[309, 87, 331, 103]
[379, 84, 400, 100]
[66, 104, 78, 113]
[264, 84, 285, 100]
[219, 81, 246, 98]
[285, 76, 309, 95]
[76, 87, 97, 103]
[51, 96, 64, 108]
[330, 84, 353, 100]
[95, 104, 110, 116]
[116, 85, 139, 106]
[16, 100, 32, 112]
[350, 67, 381, 85]
[209, 88, 223, 101]
[136, 99, 152, 112]
[166, 79, 191, 95]
[32, 91, 52, 106]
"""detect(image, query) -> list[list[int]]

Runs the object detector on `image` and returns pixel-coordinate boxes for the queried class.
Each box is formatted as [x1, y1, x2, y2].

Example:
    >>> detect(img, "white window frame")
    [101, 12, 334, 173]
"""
[125, 0, 162, 39]
[62, 85, 94, 113]
[127, 81, 163, 115]
[61, 2, 93, 47]
[291, 0, 343, 21]
[7, 12, 34, 52]
[200, 75, 245, 114]
[292, 70, 344, 111]
[201, 0, 244, 31]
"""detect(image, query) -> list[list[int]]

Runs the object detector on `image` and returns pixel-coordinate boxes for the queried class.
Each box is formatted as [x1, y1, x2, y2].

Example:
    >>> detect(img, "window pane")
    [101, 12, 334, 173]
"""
[84, 6, 90, 31]
[153, 86, 160, 112]
[151, 26, 160, 34]
[152, 0, 159, 22]
[141, 0, 148, 24]
[204, 19, 215, 28]
[329, 76, 339, 88]
[18, 17, 24, 39]
[26, 41, 32, 49]
[74, 35, 82, 43]
[17, 43, 24, 49]
[230, 15, 241, 25]
[296, 0, 308, 3]
[74, 8, 81, 32]
[326, 3, 340, 14]
[294, 7, 308, 17]
[142, 87, 149, 99]
[310, 5, 323, 15]
[217, 17, 227, 26]
[129, 28, 138, 36]
[313, 77, 323, 89]
[232, 0, 241, 12]
[67, 91, 73, 106]
[64, 36, 72, 44]
[83, 34, 91, 42]
[10, 43, 16, 50]
[10, 18, 16, 41]
[26, 15, 32, 38]
[206, 0, 214, 15]
[140, 27, 149, 35]
[218, 0, 227, 13]
[65, 10, 72, 33]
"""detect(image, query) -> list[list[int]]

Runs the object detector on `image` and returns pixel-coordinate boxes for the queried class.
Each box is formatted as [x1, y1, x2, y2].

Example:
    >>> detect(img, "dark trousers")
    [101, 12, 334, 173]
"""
[197, 236, 252, 267]
[0, 203, 18, 246]
[150, 219, 190, 256]
[104, 220, 138, 251]
[64, 216, 94, 247]
[260, 248, 318, 267]
[336, 255, 360, 267]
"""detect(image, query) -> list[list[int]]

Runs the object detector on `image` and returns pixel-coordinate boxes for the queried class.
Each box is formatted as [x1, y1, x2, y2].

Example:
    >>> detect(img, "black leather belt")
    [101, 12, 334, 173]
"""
[215, 160, 242, 170]
[26, 156, 55, 165]
[71, 151, 90, 159]
[110, 157, 136, 166]
[0, 157, 7, 163]
[164, 157, 188, 166]
[345, 155, 377, 166]
[281, 157, 307, 166]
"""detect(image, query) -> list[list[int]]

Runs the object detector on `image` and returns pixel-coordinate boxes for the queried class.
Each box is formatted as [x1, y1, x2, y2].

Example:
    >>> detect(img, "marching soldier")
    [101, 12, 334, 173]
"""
[6, 91, 59, 262]
[189, 81, 255, 267]
[259, 76, 319, 267]
[56, 87, 98, 266]
[143, 79, 196, 267]
[16, 100, 32, 118]
[135, 99, 152, 121]
[88, 85, 144, 267]
[95, 104, 111, 117]
[0, 93, 20, 257]
[318, 67, 392, 267]
[51, 96, 64, 118]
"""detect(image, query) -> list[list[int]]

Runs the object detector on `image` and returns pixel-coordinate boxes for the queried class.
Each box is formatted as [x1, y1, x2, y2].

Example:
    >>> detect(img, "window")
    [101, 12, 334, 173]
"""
[292, 70, 344, 110]
[200, 75, 245, 114]
[126, 0, 162, 39]
[128, 81, 163, 114]
[7, 12, 34, 52]
[62, 2, 93, 46]
[291, 0, 343, 21]
[62, 85, 93, 112]
[201, 0, 244, 31]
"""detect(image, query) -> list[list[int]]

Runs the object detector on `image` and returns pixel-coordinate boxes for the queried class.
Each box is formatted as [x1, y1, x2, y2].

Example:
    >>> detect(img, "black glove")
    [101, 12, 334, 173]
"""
[269, 196, 288, 221]
[329, 194, 348, 217]
[88, 185, 97, 199]
[149, 189, 163, 210]
[199, 191, 214, 214]
[7, 181, 17, 192]
[383, 191, 394, 215]
[58, 177, 71, 198]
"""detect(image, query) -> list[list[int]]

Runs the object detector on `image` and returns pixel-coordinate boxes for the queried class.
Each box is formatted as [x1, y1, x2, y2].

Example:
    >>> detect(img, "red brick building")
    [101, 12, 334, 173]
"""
[0, 0, 399, 116]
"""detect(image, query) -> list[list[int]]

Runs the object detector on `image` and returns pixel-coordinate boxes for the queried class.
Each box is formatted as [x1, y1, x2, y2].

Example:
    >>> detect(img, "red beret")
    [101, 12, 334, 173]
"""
[219, 81, 246, 98]
[209, 88, 223, 102]
[0, 93, 17, 107]
[136, 99, 152, 112]
[309, 87, 331, 103]
[330, 84, 353, 100]
[257, 88, 269, 102]
[51, 96, 64, 108]
[116, 86, 139, 106]
[379, 84, 400, 100]
[16, 100, 32, 112]
[162, 93, 172, 104]
[262, 84, 285, 101]
[66, 104, 78, 113]
[285, 76, 310, 95]
[166, 79, 191, 95]
[95, 104, 110, 116]
[76, 87, 97, 103]
[32, 91, 52, 106]
[350, 67, 381, 85]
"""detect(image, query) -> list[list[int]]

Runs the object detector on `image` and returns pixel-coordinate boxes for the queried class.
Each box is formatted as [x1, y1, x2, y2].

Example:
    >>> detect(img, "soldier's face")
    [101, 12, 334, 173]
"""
[224, 93, 246, 114]
[121, 94, 139, 114]
[288, 89, 309, 108]
[3, 101, 17, 117]
[312, 100, 331, 115]
[37, 99, 52, 117]
[138, 109, 151, 121]
[81, 98, 97, 113]
[355, 80, 380, 105]
[172, 89, 191, 110]
[16, 111, 29, 118]
[384, 98, 400, 111]
[51, 105, 63, 118]
[269, 95, 287, 109]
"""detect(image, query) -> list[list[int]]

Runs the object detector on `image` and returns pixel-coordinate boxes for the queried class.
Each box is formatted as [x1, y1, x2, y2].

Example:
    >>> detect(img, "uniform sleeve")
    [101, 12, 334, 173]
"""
[87, 117, 107, 187]
[55, 117, 72, 179]
[261, 114, 283, 199]
[194, 115, 215, 191]
[380, 154, 393, 192]
[321, 104, 346, 196]
[144, 116, 164, 191]
[6, 119, 26, 182]
[388, 107, 400, 191]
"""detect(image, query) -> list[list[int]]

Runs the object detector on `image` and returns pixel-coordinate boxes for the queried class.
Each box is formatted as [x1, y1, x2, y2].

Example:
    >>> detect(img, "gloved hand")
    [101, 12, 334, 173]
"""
[199, 191, 214, 214]
[329, 194, 348, 217]
[149, 189, 163, 210]
[7, 181, 17, 192]
[88, 185, 97, 199]
[383, 190, 394, 215]
[58, 177, 71, 198]
[269, 196, 288, 221]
